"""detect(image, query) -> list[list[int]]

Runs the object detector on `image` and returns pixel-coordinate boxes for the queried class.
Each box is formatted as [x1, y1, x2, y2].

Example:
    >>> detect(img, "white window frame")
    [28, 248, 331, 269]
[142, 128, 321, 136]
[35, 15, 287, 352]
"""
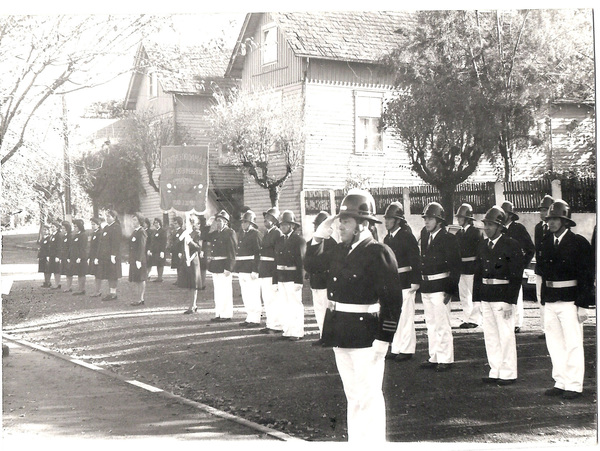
[354, 91, 384, 155]
[261, 23, 278, 66]
[148, 70, 158, 98]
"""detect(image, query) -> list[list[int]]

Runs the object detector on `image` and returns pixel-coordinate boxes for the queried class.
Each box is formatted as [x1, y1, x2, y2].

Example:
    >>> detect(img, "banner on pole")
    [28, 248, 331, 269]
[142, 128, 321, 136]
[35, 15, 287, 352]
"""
[160, 145, 209, 212]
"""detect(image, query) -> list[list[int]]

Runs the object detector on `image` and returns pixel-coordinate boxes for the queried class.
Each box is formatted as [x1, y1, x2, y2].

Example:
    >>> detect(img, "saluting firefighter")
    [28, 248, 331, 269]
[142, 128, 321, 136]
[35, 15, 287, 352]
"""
[169, 216, 185, 286]
[38, 223, 52, 288]
[501, 201, 535, 333]
[274, 210, 306, 341]
[129, 212, 148, 306]
[474, 206, 524, 385]
[534, 195, 554, 339]
[419, 202, 461, 372]
[304, 211, 337, 346]
[206, 210, 237, 322]
[70, 219, 88, 295]
[383, 201, 421, 362]
[306, 190, 401, 442]
[88, 216, 105, 298]
[259, 207, 285, 334]
[235, 210, 263, 327]
[148, 217, 167, 283]
[456, 203, 484, 329]
[98, 210, 122, 302]
[537, 200, 594, 400]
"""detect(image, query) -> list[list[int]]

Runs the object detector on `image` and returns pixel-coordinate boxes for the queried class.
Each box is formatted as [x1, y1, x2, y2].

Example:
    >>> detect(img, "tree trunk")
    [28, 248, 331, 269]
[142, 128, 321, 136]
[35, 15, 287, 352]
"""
[438, 184, 456, 225]
[268, 185, 280, 209]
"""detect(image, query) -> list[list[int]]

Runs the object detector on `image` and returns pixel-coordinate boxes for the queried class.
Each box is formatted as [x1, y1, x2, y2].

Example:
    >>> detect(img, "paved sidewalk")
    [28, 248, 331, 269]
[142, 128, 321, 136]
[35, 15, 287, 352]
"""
[2, 337, 290, 444]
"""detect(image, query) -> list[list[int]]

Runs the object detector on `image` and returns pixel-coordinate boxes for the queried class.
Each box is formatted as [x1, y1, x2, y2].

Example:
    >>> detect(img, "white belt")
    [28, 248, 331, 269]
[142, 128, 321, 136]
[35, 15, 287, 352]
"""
[328, 301, 379, 314]
[211, 256, 227, 260]
[461, 256, 476, 262]
[482, 278, 509, 285]
[236, 256, 254, 261]
[260, 256, 275, 261]
[422, 272, 450, 281]
[397, 266, 412, 274]
[277, 265, 297, 271]
[546, 280, 578, 288]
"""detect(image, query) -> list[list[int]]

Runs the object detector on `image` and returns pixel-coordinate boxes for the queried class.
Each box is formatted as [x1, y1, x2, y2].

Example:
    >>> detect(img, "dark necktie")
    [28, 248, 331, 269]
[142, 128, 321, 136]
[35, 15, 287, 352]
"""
[488, 239, 494, 250]
[555, 238, 559, 249]
[543, 223, 549, 233]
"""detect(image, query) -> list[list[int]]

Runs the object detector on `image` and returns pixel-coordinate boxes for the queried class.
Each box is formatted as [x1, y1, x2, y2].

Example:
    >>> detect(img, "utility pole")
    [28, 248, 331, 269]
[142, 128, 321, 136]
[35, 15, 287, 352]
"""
[62, 94, 72, 222]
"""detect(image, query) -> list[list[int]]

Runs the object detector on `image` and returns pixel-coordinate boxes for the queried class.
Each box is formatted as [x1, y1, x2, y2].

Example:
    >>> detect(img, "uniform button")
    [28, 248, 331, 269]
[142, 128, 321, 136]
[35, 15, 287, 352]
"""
[329, 292, 333, 297]
[333, 277, 337, 282]
[359, 317, 363, 321]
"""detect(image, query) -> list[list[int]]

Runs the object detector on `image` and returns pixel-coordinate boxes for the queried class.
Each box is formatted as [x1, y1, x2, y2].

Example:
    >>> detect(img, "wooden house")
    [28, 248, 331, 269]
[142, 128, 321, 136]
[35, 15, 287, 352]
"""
[124, 41, 243, 223]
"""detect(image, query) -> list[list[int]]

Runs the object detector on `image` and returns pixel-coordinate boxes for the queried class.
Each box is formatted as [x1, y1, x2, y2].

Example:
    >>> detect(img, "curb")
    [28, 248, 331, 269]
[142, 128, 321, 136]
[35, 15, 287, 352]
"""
[2, 333, 304, 442]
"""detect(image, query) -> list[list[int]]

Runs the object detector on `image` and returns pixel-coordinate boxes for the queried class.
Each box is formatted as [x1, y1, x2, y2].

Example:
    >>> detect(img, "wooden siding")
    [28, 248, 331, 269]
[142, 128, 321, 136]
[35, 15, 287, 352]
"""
[132, 71, 174, 114]
[550, 103, 595, 173]
[307, 59, 395, 87]
[240, 13, 305, 92]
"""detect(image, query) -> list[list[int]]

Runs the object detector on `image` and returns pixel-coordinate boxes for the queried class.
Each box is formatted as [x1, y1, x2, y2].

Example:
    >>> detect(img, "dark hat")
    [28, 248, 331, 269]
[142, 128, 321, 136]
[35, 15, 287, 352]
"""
[422, 202, 446, 225]
[263, 207, 280, 224]
[483, 206, 507, 228]
[280, 210, 300, 226]
[313, 211, 331, 228]
[241, 210, 258, 228]
[337, 189, 381, 224]
[539, 195, 555, 210]
[546, 200, 576, 227]
[500, 201, 519, 221]
[455, 203, 474, 220]
[215, 210, 230, 223]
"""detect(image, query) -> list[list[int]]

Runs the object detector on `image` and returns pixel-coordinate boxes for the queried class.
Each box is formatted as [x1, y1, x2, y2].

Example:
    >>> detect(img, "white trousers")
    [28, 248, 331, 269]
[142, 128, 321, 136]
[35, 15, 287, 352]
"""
[278, 281, 304, 338]
[513, 286, 524, 328]
[238, 272, 262, 324]
[390, 287, 416, 354]
[212, 272, 233, 319]
[333, 346, 387, 443]
[535, 275, 545, 332]
[544, 301, 585, 392]
[481, 301, 517, 380]
[421, 291, 454, 364]
[311, 288, 328, 336]
[459, 274, 481, 325]
[260, 277, 282, 331]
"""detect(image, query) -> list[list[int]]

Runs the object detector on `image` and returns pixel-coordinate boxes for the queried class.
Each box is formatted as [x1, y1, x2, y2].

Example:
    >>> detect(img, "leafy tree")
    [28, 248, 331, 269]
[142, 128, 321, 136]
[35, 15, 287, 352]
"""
[208, 88, 304, 208]
[0, 15, 157, 165]
[83, 100, 126, 119]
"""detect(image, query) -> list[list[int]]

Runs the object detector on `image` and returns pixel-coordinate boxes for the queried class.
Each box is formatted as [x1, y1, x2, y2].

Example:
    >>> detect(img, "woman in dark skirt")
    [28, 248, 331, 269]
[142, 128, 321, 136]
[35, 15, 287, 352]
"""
[60, 220, 74, 292]
[129, 212, 148, 306]
[38, 223, 52, 287]
[88, 216, 104, 297]
[71, 219, 88, 295]
[181, 215, 203, 314]
[148, 217, 167, 282]
[99, 210, 122, 301]
[49, 221, 63, 289]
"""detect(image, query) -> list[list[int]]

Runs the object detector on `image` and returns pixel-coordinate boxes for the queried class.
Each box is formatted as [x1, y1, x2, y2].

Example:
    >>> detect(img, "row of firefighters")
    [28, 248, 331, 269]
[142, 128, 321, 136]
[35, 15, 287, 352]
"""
[37, 191, 595, 442]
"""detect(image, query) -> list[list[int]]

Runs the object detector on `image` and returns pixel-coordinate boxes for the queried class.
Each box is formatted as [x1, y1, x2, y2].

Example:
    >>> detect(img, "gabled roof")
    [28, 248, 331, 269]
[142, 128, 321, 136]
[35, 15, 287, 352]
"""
[227, 11, 414, 77]
[125, 41, 237, 110]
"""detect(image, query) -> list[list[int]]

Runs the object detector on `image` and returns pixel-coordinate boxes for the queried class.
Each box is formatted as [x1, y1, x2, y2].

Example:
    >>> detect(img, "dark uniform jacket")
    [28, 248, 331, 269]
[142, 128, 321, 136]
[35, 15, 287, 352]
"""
[129, 227, 148, 267]
[456, 224, 484, 275]
[170, 227, 184, 269]
[70, 231, 88, 276]
[38, 234, 51, 273]
[48, 231, 62, 273]
[534, 221, 551, 276]
[88, 228, 102, 275]
[306, 235, 402, 348]
[235, 228, 262, 274]
[98, 221, 122, 279]
[258, 226, 284, 280]
[274, 231, 306, 285]
[207, 226, 237, 273]
[419, 227, 461, 296]
[149, 227, 167, 255]
[473, 235, 524, 304]
[505, 221, 535, 266]
[383, 227, 421, 290]
[59, 232, 72, 275]
[304, 236, 337, 290]
[537, 230, 595, 308]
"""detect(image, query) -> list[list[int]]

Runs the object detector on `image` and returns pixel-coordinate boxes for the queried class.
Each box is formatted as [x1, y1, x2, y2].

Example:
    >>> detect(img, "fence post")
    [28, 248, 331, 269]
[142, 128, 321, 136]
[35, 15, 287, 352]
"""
[494, 181, 505, 206]
[551, 179, 562, 200]
[329, 190, 336, 216]
[402, 187, 411, 217]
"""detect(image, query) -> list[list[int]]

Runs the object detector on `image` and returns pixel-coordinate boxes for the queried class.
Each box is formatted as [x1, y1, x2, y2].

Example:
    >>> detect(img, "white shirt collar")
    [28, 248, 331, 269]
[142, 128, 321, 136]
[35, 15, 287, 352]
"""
[554, 228, 568, 244]
[348, 229, 372, 255]
[488, 235, 502, 247]
[389, 227, 401, 238]
[463, 224, 471, 232]
[430, 228, 442, 240]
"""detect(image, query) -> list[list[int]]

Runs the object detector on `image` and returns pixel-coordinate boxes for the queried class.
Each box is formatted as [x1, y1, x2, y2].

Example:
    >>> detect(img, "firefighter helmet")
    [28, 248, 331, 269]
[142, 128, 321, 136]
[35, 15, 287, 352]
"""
[215, 210, 230, 223]
[539, 195, 555, 210]
[422, 202, 446, 225]
[313, 211, 330, 228]
[500, 201, 519, 221]
[455, 203, 474, 220]
[280, 210, 300, 226]
[263, 207, 280, 225]
[546, 200, 576, 227]
[482, 206, 506, 227]
[338, 190, 381, 224]
[241, 210, 258, 228]
[384, 202, 405, 220]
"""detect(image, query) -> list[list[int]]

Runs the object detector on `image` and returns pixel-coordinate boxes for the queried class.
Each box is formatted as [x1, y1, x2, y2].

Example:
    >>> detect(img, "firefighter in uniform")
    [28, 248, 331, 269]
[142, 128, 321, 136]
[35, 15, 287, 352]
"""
[235, 210, 263, 327]
[534, 195, 554, 338]
[274, 210, 306, 341]
[456, 203, 484, 329]
[501, 201, 534, 332]
[419, 202, 461, 371]
[474, 206, 524, 385]
[537, 200, 594, 400]
[383, 201, 421, 361]
[304, 211, 337, 346]
[206, 210, 237, 322]
[306, 189, 401, 442]
[259, 207, 284, 334]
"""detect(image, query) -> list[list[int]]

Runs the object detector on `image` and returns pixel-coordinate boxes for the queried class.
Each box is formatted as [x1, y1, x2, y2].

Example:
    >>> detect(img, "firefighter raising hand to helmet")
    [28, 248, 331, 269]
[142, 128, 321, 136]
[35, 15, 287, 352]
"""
[306, 189, 402, 443]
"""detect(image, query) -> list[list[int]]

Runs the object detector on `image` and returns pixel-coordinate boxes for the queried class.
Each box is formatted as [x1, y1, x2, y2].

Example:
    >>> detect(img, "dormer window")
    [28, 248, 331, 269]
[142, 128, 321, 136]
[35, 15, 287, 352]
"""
[148, 70, 158, 98]
[262, 24, 277, 66]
